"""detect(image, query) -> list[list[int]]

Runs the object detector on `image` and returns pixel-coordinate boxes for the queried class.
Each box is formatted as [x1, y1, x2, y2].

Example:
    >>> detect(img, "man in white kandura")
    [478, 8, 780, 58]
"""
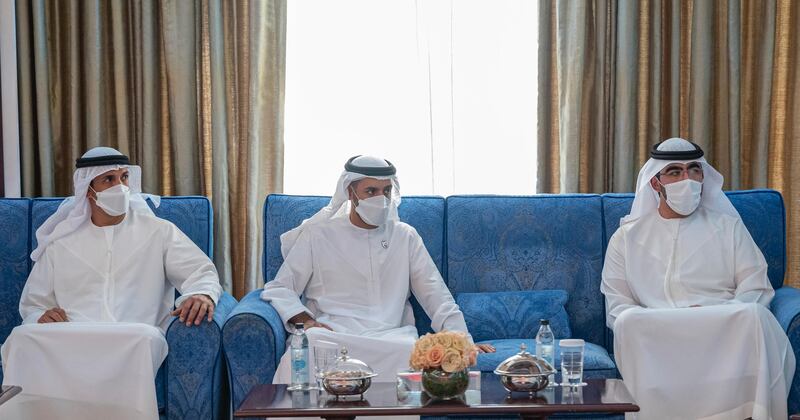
[262, 155, 494, 384]
[601, 138, 795, 420]
[1, 147, 222, 420]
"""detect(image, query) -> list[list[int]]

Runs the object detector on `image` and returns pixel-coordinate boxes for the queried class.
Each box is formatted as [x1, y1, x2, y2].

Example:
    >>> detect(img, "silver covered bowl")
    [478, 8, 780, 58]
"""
[320, 370, 377, 396]
[494, 343, 555, 393]
[320, 347, 377, 397]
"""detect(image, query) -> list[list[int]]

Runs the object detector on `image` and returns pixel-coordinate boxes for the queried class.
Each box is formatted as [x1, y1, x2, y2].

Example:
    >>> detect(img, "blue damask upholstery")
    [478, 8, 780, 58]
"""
[0, 196, 234, 420]
[262, 195, 330, 282]
[166, 292, 236, 419]
[445, 194, 617, 387]
[456, 290, 572, 342]
[727, 190, 787, 290]
[0, 199, 31, 361]
[773, 287, 800, 413]
[224, 194, 447, 411]
[446, 195, 607, 349]
[223, 289, 286, 411]
[603, 189, 800, 413]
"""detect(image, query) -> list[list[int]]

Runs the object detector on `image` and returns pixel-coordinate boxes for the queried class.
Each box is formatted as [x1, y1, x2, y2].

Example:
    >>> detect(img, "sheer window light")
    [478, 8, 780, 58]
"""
[284, 0, 538, 196]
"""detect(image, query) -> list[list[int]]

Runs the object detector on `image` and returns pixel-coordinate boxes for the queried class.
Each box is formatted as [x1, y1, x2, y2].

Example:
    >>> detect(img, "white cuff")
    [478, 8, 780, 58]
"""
[22, 310, 46, 325]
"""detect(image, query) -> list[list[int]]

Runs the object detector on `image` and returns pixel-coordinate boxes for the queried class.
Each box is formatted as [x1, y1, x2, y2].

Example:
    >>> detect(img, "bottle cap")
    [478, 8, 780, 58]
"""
[539, 319, 549, 325]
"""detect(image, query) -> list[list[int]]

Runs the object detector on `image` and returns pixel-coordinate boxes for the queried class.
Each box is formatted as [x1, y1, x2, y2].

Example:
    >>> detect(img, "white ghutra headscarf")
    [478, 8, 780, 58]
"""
[31, 147, 161, 262]
[279, 155, 401, 258]
[622, 137, 740, 226]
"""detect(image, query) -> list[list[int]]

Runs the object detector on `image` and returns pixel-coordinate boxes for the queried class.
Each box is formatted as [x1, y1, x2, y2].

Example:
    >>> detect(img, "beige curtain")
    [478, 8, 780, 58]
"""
[15, 0, 286, 298]
[538, 0, 800, 287]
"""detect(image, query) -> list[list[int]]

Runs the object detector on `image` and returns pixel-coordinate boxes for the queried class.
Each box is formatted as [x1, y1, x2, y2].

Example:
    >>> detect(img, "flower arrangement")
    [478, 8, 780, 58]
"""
[409, 331, 477, 373]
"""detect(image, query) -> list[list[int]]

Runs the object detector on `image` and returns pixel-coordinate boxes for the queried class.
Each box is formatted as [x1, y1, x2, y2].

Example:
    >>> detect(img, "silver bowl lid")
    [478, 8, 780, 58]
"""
[494, 343, 555, 376]
[322, 346, 377, 380]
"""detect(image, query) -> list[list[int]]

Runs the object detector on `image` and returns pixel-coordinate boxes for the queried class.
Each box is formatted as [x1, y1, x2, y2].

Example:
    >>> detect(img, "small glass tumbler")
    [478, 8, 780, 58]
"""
[559, 339, 586, 387]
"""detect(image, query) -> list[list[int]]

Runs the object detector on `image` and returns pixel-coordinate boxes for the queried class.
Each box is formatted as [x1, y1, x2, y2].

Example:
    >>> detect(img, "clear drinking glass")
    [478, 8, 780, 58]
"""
[559, 339, 586, 387]
[396, 370, 422, 404]
[313, 341, 339, 390]
[561, 385, 584, 404]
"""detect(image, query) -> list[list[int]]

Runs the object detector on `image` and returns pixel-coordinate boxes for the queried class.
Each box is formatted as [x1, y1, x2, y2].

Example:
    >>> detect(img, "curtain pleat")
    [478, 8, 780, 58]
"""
[15, 0, 286, 298]
[539, 0, 800, 287]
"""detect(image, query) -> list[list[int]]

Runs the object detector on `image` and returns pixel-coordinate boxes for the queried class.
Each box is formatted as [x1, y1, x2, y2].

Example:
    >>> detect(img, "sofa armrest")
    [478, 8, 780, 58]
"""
[772, 286, 800, 331]
[771, 286, 800, 414]
[165, 291, 237, 420]
[222, 289, 287, 411]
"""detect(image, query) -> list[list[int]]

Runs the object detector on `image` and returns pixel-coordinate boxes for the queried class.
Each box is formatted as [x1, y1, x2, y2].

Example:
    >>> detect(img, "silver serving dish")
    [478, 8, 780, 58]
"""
[319, 347, 377, 398]
[494, 343, 555, 394]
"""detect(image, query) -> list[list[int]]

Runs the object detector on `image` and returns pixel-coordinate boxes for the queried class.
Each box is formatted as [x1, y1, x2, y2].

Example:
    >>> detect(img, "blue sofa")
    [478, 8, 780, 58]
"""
[223, 190, 800, 416]
[0, 196, 237, 420]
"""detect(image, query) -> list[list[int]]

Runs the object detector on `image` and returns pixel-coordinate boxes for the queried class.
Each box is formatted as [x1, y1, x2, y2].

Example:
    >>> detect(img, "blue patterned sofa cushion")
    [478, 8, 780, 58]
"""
[473, 338, 616, 374]
[446, 195, 606, 348]
[456, 290, 571, 342]
[601, 189, 786, 290]
[262, 194, 446, 334]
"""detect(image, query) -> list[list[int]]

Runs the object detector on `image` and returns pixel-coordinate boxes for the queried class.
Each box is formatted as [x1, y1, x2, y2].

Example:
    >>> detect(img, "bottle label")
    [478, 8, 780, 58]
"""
[291, 347, 310, 386]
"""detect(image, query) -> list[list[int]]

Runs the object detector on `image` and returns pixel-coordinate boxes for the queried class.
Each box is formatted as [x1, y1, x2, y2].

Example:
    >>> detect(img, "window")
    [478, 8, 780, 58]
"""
[284, 0, 538, 196]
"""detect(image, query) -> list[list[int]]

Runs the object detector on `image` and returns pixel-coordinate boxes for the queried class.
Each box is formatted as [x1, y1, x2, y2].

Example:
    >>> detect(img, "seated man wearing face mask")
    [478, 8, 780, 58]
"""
[601, 138, 795, 419]
[1, 147, 222, 420]
[262, 155, 494, 384]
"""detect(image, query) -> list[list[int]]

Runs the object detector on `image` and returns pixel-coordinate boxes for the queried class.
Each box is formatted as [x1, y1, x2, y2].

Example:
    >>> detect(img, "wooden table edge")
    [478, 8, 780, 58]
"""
[235, 402, 640, 417]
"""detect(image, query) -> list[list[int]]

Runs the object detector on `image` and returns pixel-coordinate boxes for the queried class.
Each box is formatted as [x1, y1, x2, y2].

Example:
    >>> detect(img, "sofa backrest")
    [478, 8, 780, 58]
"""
[262, 194, 446, 334]
[602, 189, 786, 290]
[150, 197, 214, 257]
[0, 199, 33, 344]
[0, 196, 213, 345]
[445, 194, 607, 347]
[262, 190, 785, 351]
[30, 197, 214, 257]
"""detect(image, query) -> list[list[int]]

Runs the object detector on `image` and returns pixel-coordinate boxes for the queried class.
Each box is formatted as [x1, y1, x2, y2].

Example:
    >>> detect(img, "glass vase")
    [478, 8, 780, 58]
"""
[421, 368, 469, 400]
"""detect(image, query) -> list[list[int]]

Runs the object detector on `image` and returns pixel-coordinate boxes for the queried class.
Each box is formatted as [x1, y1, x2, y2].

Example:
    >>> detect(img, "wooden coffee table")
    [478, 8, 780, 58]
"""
[235, 375, 638, 420]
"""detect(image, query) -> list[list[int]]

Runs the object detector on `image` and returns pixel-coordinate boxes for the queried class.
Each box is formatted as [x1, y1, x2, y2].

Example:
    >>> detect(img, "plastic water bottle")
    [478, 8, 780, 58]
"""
[290, 323, 310, 390]
[536, 319, 555, 385]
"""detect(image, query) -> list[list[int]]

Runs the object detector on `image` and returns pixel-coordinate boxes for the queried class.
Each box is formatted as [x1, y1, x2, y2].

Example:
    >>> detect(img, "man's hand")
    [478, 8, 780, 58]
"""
[288, 312, 333, 331]
[303, 319, 333, 331]
[38, 307, 68, 323]
[171, 294, 215, 326]
[476, 343, 495, 353]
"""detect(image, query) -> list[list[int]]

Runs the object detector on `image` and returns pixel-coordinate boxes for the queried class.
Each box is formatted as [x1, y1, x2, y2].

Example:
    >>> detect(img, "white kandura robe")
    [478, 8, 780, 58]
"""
[1, 210, 222, 420]
[601, 207, 795, 420]
[263, 216, 471, 383]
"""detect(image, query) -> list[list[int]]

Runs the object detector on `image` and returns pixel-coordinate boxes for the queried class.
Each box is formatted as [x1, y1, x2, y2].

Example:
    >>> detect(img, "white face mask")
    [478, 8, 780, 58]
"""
[91, 184, 131, 216]
[660, 179, 702, 216]
[352, 191, 390, 226]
